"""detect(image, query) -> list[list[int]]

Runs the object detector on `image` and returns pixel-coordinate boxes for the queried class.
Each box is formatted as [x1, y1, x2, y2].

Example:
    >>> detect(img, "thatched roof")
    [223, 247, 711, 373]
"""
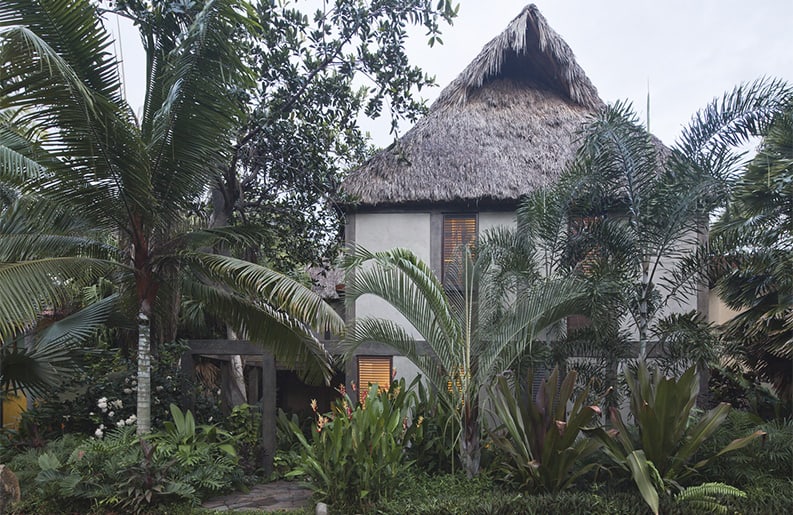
[343, 4, 606, 208]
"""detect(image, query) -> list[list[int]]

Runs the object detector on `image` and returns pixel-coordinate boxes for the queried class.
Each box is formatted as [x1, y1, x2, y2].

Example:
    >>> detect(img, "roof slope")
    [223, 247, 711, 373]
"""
[343, 4, 605, 208]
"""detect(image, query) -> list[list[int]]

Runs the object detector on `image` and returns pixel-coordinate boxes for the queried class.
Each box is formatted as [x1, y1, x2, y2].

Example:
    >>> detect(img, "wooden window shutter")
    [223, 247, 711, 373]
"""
[442, 214, 477, 286]
[357, 356, 392, 401]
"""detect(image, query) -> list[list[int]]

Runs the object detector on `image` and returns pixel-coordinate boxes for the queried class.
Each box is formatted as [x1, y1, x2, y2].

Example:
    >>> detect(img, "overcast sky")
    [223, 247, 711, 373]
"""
[110, 0, 793, 147]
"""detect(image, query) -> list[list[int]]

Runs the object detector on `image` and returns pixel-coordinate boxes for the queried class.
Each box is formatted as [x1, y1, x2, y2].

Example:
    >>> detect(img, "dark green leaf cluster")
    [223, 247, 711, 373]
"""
[285, 377, 422, 511]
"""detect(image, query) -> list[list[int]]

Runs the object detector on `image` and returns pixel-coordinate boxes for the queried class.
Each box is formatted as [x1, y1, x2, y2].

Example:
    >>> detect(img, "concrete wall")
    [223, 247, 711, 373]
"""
[351, 212, 431, 339]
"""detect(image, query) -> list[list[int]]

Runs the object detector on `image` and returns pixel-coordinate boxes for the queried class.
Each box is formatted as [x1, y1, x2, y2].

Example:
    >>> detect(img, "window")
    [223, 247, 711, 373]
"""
[442, 214, 478, 286]
[357, 355, 392, 402]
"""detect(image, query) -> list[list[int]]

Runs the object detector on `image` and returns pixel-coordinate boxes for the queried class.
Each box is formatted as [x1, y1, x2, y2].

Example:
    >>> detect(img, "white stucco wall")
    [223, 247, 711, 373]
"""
[352, 212, 431, 339]
[478, 211, 516, 233]
[392, 356, 423, 385]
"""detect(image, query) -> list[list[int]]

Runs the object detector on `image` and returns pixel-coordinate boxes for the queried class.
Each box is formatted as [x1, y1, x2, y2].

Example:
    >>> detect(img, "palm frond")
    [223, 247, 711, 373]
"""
[0, 294, 116, 396]
[343, 246, 461, 374]
[147, 0, 257, 223]
[182, 252, 344, 336]
[0, 256, 122, 339]
[182, 278, 333, 383]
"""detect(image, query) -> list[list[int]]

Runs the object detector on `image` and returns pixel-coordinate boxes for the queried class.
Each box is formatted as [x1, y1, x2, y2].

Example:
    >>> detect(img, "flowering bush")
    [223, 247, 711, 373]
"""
[7, 342, 221, 443]
[286, 378, 423, 510]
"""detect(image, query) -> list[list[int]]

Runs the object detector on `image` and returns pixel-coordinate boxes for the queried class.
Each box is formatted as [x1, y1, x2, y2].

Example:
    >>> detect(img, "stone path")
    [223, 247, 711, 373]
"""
[202, 481, 313, 513]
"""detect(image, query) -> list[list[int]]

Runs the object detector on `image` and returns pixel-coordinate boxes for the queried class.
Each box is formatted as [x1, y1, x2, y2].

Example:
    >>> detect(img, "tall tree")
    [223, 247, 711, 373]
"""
[0, 0, 344, 433]
[523, 81, 791, 382]
[341, 244, 584, 477]
[710, 100, 793, 402]
[209, 0, 458, 269]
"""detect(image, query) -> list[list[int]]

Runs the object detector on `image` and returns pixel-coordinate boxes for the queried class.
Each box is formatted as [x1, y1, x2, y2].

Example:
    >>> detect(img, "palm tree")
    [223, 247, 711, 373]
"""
[341, 244, 584, 477]
[0, 0, 344, 433]
[535, 80, 791, 374]
[710, 100, 793, 402]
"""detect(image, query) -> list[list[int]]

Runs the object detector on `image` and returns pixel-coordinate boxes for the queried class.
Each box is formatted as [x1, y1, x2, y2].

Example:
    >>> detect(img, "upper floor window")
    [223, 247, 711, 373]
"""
[442, 214, 478, 286]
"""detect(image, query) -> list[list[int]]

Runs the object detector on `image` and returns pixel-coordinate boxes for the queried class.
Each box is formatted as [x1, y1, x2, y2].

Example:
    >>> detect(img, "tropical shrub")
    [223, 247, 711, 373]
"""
[7, 342, 221, 444]
[587, 363, 765, 514]
[33, 426, 195, 514]
[13, 405, 242, 513]
[487, 367, 602, 492]
[223, 403, 266, 476]
[405, 378, 460, 474]
[147, 404, 242, 493]
[697, 411, 793, 487]
[286, 378, 421, 510]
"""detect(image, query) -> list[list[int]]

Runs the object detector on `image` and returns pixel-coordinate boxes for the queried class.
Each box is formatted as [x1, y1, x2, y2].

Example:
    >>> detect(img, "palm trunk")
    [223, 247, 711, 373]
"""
[638, 259, 650, 361]
[459, 398, 480, 478]
[136, 312, 152, 435]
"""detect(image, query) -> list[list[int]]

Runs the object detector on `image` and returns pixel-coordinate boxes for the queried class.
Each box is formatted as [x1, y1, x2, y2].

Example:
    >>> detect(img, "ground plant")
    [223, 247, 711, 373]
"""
[285, 378, 421, 511]
[587, 363, 766, 514]
[487, 367, 602, 492]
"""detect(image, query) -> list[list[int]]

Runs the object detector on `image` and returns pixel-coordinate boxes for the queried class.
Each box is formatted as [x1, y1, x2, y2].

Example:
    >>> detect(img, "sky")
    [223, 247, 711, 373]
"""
[109, 0, 793, 147]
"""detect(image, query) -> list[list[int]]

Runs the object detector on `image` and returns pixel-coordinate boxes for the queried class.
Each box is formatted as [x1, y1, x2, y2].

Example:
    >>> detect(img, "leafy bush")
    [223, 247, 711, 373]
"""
[709, 365, 789, 419]
[147, 404, 242, 494]
[405, 378, 459, 474]
[7, 342, 221, 444]
[587, 363, 765, 514]
[697, 411, 793, 486]
[487, 367, 602, 492]
[286, 379, 421, 511]
[11, 406, 241, 514]
[223, 403, 266, 476]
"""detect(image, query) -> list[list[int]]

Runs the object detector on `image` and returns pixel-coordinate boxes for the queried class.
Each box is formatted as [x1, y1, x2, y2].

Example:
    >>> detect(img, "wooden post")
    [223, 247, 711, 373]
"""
[261, 350, 276, 476]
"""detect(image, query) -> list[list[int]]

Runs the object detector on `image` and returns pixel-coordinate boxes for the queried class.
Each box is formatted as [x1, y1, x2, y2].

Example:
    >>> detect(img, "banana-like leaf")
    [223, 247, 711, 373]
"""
[626, 450, 660, 515]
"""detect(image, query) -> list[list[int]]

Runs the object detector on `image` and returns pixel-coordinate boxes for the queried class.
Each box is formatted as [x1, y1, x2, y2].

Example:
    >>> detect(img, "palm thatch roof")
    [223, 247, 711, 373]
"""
[343, 4, 606, 208]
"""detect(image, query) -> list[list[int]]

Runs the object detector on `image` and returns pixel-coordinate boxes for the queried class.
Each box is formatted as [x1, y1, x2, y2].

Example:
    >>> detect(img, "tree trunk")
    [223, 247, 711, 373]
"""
[638, 259, 650, 361]
[459, 399, 480, 478]
[136, 312, 152, 435]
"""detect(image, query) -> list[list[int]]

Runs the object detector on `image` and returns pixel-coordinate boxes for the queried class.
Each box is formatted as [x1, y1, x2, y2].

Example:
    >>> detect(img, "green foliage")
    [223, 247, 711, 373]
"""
[342, 245, 585, 476]
[487, 367, 602, 492]
[9, 405, 245, 513]
[697, 411, 793, 487]
[674, 482, 745, 514]
[405, 378, 459, 474]
[223, 403, 266, 476]
[286, 378, 421, 511]
[2, 343, 221, 446]
[708, 365, 789, 419]
[588, 364, 765, 514]
[710, 100, 793, 402]
[146, 404, 241, 493]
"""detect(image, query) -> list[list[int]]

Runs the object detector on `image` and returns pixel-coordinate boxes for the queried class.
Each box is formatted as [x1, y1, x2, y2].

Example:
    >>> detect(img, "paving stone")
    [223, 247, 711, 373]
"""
[202, 481, 313, 513]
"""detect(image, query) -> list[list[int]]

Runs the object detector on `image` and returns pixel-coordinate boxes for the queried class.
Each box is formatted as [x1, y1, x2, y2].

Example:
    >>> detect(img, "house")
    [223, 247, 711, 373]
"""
[340, 4, 703, 389]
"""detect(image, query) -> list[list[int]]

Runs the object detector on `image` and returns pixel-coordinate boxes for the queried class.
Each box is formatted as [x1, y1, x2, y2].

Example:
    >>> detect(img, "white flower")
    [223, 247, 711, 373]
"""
[111, 399, 123, 409]
[97, 397, 108, 410]
[116, 420, 125, 427]
[166, 376, 172, 381]
[108, 411, 115, 418]
[125, 414, 137, 425]
[94, 424, 106, 438]
[155, 385, 164, 392]
[123, 388, 132, 394]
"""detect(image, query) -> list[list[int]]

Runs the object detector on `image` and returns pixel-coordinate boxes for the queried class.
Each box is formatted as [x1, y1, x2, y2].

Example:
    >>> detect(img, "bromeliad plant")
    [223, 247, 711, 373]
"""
[487, 367, 602, 493]
[587, 363, 766, 514]
[287, 378, 422, 510]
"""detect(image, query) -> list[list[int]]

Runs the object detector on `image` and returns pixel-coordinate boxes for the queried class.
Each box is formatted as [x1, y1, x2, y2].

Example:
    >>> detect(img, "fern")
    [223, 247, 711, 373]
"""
[675, 482, 746, 514]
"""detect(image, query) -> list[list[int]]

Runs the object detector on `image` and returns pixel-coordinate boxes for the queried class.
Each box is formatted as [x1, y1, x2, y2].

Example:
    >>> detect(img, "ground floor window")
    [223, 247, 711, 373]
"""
[357, 355, 392, 401]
